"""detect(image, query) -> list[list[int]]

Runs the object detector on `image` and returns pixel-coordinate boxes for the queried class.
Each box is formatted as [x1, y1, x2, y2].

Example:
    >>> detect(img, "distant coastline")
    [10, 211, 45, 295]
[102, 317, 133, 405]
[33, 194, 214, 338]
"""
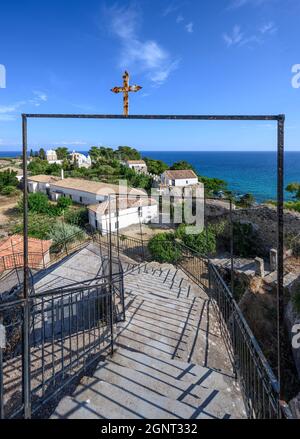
[1, 150, 300, 203]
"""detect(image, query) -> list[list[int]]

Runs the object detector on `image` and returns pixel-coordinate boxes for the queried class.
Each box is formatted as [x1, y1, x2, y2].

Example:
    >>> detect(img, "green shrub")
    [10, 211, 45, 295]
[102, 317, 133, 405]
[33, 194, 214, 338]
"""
[47, 222, 86, 247]
[64, 208, 88, 227]
[175, 224, 217, 255]
[148, 233, 181, 263]
[57, 196, 72, 210]
[0, 185, 19, 197]
[27, 192, 50, 214]
[13, 214, 56, 239]
[0, 169, 18, 188]
[232, 222, 262, 257]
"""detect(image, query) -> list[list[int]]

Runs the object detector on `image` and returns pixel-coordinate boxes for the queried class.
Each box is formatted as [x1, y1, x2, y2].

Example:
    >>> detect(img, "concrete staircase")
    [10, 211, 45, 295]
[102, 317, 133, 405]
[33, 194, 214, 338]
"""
[52, 262, 247, 419]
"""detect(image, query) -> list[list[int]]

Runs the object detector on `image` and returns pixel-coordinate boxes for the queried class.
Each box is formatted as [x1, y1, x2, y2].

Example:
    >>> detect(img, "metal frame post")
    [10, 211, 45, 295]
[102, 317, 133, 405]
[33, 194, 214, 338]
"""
[20, 112, 285, 417]
[22, 114, 31, 419]
[229, 199, 234, 295]
[277, 115, 285, 408]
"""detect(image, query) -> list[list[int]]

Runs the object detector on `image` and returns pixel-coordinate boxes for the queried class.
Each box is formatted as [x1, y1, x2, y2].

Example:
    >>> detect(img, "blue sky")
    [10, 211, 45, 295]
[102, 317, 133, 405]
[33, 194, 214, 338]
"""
[0, 0, 299, 151]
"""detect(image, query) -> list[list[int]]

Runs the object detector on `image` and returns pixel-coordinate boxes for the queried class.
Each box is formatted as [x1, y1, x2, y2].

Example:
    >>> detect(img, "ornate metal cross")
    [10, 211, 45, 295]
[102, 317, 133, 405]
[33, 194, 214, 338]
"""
[111, 71, 142, 116]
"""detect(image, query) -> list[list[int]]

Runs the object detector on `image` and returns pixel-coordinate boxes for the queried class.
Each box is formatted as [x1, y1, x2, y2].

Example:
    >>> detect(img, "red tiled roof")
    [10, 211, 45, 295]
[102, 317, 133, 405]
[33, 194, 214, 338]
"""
[0, 235, 52, 271]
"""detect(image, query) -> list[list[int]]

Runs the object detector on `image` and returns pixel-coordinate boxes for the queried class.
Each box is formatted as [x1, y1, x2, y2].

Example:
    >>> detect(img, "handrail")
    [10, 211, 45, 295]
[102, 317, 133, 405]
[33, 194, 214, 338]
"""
[209, 262, 279, 394]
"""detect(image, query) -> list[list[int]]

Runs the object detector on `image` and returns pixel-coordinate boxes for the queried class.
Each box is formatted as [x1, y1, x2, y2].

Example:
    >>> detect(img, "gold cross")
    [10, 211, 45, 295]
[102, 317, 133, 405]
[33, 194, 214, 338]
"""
[111, 71, 142, 116]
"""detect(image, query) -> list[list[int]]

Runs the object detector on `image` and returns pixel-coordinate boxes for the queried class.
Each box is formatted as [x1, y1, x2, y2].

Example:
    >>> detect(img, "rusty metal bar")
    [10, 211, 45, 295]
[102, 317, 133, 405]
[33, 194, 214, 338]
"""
[23, 114, 280, 121]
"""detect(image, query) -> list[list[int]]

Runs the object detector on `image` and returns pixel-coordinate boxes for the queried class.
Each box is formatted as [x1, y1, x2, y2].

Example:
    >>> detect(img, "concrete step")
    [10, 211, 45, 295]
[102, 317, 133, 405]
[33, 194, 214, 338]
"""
[124, 276, 198, 304]
[52, 363, 245, 419]
[124, 287, 203, 317]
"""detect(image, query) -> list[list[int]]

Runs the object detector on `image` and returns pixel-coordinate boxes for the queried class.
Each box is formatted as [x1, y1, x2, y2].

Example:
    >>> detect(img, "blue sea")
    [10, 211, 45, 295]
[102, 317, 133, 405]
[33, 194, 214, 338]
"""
[1, 150, 299, 203]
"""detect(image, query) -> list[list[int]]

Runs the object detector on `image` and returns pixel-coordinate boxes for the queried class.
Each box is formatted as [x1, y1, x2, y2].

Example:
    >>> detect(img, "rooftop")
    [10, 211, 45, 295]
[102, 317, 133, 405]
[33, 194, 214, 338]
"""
[163, 169, 198, 180]
[88, 196, 157, 215]
[48, 177, 146, 197]
[125, 160, 147, 165]
[0, 235, 52, 257]
[28, 175, 60, 183]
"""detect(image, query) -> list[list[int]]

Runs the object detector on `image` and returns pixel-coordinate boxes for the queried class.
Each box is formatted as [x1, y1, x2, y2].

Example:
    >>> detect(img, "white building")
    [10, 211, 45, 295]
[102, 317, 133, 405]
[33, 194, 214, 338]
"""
[69, 151, 92, 168]
[28, 175, 60, 195]
[49, 177, 145, 205]
[46, 149, 62, 165]
[161, 169, 199, 187]
[88, 197, 158, 233]
[123, 160, 147, 174]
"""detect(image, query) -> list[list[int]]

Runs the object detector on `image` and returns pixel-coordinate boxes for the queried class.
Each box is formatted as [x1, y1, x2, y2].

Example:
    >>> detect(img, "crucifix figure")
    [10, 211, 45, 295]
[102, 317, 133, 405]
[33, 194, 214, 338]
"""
[111, 71, 142, 116]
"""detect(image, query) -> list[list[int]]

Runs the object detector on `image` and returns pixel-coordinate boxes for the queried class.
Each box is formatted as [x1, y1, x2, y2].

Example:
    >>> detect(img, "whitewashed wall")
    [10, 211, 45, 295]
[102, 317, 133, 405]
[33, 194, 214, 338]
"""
[49, 185, 107, 205]
[89, 204, 158, 233]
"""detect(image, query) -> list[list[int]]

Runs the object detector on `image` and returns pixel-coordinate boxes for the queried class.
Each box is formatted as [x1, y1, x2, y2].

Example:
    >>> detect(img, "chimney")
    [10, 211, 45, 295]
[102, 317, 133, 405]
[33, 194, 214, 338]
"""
[61, 169, 64, 180]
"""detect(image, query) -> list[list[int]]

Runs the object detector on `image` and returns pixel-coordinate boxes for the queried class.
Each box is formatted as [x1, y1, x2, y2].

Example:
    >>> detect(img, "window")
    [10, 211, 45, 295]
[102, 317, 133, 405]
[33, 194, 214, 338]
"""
[138, 207, 142, 217]
[79, 196, 83, 203]
[95, 219, 98, 229]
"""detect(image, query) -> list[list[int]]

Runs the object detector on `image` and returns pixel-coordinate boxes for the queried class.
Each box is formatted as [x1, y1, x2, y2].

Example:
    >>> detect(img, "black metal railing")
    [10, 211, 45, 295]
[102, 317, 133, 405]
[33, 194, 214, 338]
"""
[0, 268, 124, 419]
[208, 262, 280, 419]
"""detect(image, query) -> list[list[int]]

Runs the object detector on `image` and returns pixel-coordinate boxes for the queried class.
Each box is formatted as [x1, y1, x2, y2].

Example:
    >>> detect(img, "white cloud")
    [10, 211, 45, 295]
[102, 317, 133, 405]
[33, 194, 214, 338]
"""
[176, 15, 184, 23]
[223, 25, 244, 47]
[260, 22, 277, 35]
[223, 22, 277, 48]
[185, 22, 194, 33]
[54, 141, 87, 146]
[228, 0, 272, 8]
[106, 4, 179, 86]
[162, 4, 180, 17]
[0, 92, 48, 120]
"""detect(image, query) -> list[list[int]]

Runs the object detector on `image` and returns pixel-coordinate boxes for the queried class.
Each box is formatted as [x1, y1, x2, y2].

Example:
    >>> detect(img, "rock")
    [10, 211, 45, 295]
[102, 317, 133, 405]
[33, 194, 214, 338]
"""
[289, 392, 300, 419]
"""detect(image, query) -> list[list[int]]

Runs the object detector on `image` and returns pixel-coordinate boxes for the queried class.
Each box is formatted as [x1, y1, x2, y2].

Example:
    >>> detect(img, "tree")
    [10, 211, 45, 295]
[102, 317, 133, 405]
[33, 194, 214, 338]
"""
[117, 146, 141, 160]
[170, 160, 196, 171]
[38, 148, 46, 160]
[286, 182, 300, 200]
[28, 158, 49, 175]
[55, 147, 69, 160]
[198, 176, 228, 196]
[143, 158, 168, 175]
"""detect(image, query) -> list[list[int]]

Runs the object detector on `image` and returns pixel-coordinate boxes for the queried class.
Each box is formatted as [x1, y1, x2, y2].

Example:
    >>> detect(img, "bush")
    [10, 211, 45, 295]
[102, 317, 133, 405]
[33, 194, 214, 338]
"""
[13, 214, 56, 239]
[27, 192, 50, 214]
[57, 196, 72, 210]
[0, 185, 19, 197]
[148, 233, 182, 263]
[232, 221, 263, 258]
[0, 169, 19, 188]
[64, 208, 89, 227]
[175, 224, 217, 255]
[47, 222, 86, 247]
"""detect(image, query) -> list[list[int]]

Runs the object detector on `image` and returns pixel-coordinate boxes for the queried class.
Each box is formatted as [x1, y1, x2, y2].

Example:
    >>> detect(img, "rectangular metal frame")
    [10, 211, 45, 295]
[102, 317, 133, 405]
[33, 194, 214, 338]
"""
[21, 112, 285, 418]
